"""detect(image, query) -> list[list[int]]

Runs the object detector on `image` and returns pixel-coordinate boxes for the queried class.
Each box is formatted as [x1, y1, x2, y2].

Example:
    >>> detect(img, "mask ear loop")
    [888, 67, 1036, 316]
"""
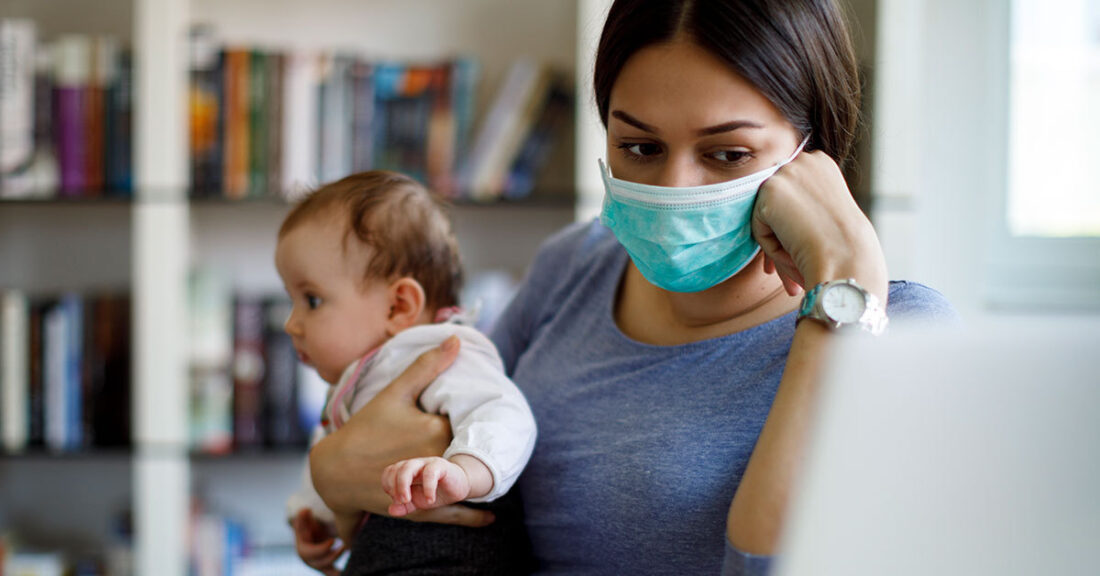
[782, 134, 812, 165]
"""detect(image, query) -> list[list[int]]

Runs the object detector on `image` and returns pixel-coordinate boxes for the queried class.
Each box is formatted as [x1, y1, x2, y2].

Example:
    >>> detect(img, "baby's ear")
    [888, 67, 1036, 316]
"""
[385, 277, 427, 336]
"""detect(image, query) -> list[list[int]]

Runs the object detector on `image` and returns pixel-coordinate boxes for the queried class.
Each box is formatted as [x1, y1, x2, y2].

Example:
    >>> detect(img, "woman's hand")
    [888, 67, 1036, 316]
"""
[752, 150, 888, 302]
[309, 336, 496, 527]
[292, 509, 345, 576]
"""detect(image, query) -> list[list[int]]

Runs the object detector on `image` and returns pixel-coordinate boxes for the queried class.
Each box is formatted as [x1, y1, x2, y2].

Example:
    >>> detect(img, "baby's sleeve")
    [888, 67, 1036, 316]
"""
[285, 425, 336, 526]
[418, 327, 538, 503]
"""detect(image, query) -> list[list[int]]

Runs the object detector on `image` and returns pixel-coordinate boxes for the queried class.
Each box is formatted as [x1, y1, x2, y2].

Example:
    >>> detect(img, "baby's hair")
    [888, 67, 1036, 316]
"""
[279, 171, 463, 311]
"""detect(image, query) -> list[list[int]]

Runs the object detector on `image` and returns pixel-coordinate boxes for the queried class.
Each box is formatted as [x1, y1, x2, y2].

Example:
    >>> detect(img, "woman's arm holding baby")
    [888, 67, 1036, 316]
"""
[309, 336, 496, 527]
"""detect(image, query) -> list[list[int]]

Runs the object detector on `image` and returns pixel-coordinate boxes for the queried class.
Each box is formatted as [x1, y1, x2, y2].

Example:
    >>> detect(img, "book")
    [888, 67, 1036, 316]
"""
[30, 45, 59, 196]
[105, 48, 132, 195]
[53, 35, 91, 197]
[248, 50, 268, 197]
[280, 51, 319, 201]
[350, 60, 374, 174]
[84, 294, 131, 447]
[222, 48, 251, 199]
[231, 296, 265, 449]
[262, 299, 301, 447]
[85, 36, 117, 196]
[265, 52, 285, 198]
[316, 53, 354, 184]
[189, 269, 233, 453]
[504, 77, 573, 199]
[190, 25, 223, 198]
[27, 298, 45, 447]
[0, 19, 37, 198]
[458, 58, 553, 201]
[2, 290, 29, 452]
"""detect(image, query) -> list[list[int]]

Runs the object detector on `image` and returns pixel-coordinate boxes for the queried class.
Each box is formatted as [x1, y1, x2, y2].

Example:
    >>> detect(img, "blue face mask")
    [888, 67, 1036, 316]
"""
[599, 137, 808, 293]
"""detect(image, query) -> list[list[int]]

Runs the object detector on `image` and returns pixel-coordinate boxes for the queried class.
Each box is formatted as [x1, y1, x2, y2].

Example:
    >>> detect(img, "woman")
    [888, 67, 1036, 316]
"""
[305, 1, 956, 574]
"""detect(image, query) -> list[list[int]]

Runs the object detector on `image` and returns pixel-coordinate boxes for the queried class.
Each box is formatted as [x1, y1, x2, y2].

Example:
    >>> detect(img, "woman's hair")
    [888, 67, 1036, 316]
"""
[594, 0, 861, 165]
[279, 171, 463, 310]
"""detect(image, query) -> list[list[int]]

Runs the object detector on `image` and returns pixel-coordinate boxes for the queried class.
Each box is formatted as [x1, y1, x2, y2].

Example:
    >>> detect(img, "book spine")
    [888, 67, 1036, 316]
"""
[2, 290, 29, 452]
[427, 63, 456, 196]
[31, 46, 58, 196]
[281, 51, 318, 200]
[350, 60, 374, 173]
[189, 27, 221, 198]
[53, 35, 91, 197]
[248, 50, 268, 197]
[106, 48, 133, 195]
[232, 296, 265, 449]
[505, 79, 572, 199]
[0, 19, 38, 198]
[222, 49, 250, 199]
[90, 294, 131, 447]
[317, 54, 351, 183]
[84, 37, 116, 196]
[188, 269, 233, 453]
[43, 300, 66, 450]
[62, 294, 83, 450]
[262, 299, 300, 447]
[265, 52, 284, 197]
[27, 299, 44, 447]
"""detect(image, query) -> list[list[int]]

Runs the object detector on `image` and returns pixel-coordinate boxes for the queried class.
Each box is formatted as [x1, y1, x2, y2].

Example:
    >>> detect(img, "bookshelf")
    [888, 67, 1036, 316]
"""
[1, 0, 604, 573]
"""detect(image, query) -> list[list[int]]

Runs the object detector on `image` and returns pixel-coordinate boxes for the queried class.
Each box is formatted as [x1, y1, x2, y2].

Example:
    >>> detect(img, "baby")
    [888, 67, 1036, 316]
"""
[277, 171, 536, 574]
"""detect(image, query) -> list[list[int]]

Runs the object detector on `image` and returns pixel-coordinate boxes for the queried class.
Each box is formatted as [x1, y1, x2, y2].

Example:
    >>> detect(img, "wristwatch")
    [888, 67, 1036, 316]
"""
[797, 279, 888, 335]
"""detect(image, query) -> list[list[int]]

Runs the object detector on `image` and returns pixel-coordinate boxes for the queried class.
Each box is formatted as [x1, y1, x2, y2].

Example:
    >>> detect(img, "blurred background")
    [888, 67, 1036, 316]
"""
[0, 0, 1096, 574]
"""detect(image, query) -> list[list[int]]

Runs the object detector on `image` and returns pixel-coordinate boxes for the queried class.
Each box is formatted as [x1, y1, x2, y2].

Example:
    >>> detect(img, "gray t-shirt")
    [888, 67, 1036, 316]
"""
[489, 220, 957, 575]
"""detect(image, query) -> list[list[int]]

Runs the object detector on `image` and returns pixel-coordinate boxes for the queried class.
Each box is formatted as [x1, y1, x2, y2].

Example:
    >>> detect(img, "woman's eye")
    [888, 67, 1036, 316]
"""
[617, 142, 662, 160]
[709, 150, 750, 164]
[306, 295, 321, 310]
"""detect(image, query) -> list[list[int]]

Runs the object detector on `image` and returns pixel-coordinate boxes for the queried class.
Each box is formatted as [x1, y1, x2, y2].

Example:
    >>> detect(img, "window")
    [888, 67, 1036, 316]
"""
[1007, 0, 1100, 238]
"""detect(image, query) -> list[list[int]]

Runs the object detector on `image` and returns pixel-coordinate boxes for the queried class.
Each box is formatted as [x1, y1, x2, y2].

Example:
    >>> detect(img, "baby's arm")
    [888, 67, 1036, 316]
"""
[380, 454, 493, 517]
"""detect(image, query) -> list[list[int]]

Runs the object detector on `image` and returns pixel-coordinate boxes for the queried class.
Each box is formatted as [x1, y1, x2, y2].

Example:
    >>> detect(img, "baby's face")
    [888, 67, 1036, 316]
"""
[275, 217, 390, 384]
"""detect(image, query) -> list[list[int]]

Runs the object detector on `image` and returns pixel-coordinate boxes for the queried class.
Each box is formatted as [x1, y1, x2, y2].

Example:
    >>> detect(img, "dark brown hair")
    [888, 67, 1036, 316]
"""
[279, 171, 463, 311]
[594, 0, 861, 165]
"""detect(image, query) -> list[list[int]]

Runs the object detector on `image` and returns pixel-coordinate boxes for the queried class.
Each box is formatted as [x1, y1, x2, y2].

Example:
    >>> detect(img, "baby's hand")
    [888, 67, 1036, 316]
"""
[381, 456, 471, 517]
[292, 508, 345, 576]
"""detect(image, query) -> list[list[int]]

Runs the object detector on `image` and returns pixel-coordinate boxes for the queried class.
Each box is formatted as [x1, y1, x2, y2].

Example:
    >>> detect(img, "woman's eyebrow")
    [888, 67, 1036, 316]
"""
[611, 110, 660, 135]
[611, 110, 765, 137]
[695, 119, 765, 137]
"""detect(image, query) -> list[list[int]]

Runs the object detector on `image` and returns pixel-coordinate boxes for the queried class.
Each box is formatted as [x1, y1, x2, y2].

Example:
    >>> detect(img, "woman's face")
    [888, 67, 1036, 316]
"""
[606, 40, 801, 186]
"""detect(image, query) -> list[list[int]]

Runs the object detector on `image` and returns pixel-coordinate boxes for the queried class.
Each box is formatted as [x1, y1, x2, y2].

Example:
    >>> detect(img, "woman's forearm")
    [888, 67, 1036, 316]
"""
[726, 320, 832, 555]
[310, 410, 453, 514]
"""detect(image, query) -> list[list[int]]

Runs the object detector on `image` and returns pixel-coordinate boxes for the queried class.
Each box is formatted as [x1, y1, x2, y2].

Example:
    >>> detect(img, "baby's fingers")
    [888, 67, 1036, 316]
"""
[394, 459, 426, 504]
[420, 460, 448, 505]
[388, 499, 419, 517]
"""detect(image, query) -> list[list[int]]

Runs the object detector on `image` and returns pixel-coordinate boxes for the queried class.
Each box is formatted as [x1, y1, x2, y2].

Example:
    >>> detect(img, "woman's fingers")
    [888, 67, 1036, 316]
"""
[376, 336, 461, 404]
[753, 150, 887, 300]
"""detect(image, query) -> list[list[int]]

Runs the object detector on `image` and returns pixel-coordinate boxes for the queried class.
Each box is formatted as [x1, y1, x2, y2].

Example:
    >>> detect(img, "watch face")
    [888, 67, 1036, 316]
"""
[821, 283, 867, 323]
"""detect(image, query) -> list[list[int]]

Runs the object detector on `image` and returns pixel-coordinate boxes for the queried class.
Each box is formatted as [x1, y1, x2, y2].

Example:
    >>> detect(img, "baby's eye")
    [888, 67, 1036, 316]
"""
[306, 294, 322, 310]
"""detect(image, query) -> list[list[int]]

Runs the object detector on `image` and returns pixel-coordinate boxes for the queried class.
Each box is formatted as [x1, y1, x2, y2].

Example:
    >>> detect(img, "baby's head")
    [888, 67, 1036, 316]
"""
[274, 171, 463, 384]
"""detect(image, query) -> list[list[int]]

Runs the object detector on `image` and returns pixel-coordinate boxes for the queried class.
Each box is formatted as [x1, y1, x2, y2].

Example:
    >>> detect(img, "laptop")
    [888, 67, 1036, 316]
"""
[774, 316, 1100, 576]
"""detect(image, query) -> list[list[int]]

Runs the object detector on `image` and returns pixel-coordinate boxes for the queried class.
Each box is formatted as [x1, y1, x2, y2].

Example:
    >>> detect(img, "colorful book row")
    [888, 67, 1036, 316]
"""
[0, 291, 131, 453]
[189, 271, 325, 454]
[0, 21, 133, 199]
[189, 26, 571, 203]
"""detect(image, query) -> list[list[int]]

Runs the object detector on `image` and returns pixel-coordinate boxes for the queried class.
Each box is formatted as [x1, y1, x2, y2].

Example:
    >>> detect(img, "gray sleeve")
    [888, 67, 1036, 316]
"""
[722, 539, 773, 576]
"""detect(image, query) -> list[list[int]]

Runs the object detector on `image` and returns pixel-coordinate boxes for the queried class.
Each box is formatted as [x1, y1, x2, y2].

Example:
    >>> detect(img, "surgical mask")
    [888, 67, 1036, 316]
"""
[599, 137, 809, 293]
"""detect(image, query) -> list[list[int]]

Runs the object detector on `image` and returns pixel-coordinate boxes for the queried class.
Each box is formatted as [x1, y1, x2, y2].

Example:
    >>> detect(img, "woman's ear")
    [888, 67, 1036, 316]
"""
[385, 277, 427, 336]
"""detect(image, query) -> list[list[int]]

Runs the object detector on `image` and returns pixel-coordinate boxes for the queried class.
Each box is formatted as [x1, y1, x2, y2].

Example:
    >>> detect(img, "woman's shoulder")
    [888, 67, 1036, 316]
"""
[524, 218, 621, 288]
[886, 280, 960, 325]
